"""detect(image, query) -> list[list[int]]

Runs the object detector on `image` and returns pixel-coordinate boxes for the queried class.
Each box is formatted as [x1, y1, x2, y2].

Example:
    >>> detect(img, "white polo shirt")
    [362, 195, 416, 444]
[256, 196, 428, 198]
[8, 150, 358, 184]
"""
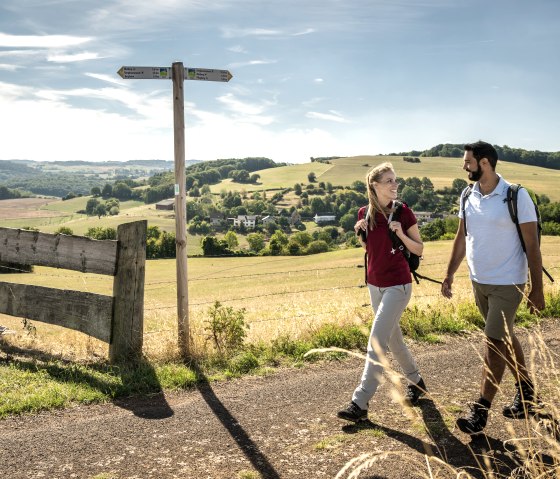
[458, 175, 537, 285]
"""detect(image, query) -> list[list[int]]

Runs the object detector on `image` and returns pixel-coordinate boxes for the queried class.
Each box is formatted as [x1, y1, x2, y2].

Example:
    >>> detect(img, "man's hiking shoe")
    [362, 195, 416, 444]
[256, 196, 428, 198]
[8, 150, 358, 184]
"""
[337, 401, 368, 423]
[404, 377, 427, 406]
[503, 381, 542, 419]
[456, 402, 488, 435]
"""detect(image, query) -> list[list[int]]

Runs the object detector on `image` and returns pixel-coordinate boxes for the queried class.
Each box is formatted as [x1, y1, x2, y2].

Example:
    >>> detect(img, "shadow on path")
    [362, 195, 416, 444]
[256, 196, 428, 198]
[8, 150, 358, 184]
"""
[192, 362, 281, 479]
[0, 339, 174, 419]
[342, 398, 522, 479]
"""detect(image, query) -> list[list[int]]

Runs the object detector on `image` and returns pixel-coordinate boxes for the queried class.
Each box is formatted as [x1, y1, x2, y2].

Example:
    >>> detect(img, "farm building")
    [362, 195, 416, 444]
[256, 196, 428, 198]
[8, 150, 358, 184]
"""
[155, 199, 175, 210]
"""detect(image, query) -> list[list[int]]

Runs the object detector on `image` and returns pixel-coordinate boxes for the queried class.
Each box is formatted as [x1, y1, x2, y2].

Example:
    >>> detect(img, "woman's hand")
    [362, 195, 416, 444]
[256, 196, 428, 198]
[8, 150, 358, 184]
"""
[389, 220, 403, 237]
[354, 219, 367, 235]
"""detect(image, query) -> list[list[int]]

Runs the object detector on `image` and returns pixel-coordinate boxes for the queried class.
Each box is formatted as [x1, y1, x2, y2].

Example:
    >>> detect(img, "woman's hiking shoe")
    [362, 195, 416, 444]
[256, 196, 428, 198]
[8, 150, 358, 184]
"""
[337, 401, 368, 423]
[503, 381, 542, 419]
[404, 377, 427, 406]
[456, 402, 488, 435]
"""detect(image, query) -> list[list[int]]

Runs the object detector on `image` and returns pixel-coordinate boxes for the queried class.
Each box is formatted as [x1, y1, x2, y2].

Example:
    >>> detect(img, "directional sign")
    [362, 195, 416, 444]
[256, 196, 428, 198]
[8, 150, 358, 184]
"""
[117, 66, 171, 79]
[117, 66, 232, 82]
[185, 68, 233, 82]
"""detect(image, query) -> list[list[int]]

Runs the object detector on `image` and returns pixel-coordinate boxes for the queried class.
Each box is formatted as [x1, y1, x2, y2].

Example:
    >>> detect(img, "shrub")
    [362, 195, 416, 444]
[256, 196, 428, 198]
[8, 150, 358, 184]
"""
[205, 301, 248, 356]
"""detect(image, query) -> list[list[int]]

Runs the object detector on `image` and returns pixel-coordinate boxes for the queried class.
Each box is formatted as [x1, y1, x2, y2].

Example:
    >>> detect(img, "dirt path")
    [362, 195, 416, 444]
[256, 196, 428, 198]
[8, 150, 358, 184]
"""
[1, 322, 559, 479]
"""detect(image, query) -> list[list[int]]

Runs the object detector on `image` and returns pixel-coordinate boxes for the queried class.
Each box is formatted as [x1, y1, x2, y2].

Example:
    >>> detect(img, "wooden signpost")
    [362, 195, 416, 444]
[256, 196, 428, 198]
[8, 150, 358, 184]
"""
[117, 61, 233, 358]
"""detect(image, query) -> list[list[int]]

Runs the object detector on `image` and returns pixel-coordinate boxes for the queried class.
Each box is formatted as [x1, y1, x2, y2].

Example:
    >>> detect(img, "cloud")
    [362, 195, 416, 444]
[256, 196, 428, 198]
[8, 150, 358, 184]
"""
[47, 52, 101, 63]
[306, 111, 351, 123]
[0, 64, 20, 71]
[85, 72, 128, 86]
[227, 59, 277, 69]
[221, 26, 315, 39]
[0, 32, 92, 48]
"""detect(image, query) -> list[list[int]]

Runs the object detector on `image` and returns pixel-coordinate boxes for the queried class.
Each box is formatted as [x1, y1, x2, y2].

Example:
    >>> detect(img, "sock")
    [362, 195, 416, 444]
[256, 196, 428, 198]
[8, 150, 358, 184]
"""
[477, 397, 491, 409]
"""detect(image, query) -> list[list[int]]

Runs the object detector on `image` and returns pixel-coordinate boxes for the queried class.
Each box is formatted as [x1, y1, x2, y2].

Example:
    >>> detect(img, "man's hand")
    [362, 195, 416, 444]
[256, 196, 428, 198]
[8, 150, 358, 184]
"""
[441, 275, 454, 299]
[527, 287, 545, 314]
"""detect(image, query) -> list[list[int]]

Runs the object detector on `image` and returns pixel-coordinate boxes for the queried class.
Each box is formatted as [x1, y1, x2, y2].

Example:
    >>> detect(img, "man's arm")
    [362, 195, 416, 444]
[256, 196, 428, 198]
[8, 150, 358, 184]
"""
[519, 221, 545, 312]
[441, 219, 466, 299]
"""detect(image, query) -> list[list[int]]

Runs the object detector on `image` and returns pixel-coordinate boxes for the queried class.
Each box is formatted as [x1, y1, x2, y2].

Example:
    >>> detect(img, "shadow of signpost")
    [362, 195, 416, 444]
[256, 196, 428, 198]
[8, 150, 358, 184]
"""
[191, 362, 281, 479]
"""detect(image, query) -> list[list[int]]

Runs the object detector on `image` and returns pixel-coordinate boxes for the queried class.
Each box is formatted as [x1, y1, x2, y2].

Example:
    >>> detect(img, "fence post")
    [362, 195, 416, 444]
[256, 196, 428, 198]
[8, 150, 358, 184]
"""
[109, 220, 147, 364]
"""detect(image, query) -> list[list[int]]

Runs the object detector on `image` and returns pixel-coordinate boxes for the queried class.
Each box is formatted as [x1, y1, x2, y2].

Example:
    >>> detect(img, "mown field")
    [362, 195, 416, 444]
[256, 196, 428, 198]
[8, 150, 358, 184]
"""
[1, 237, 559, 362]
[211, 155, 560, 202]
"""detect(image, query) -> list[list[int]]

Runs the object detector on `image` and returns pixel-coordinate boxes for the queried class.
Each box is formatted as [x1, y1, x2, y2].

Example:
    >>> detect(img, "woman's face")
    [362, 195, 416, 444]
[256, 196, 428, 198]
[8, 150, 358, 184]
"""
[374, 170, 398, 203]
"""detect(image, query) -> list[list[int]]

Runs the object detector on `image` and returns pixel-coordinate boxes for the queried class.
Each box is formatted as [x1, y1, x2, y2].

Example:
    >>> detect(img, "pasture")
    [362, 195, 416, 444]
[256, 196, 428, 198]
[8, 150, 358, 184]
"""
[211, 155, 560, 202]
[1, 237, 559, 362]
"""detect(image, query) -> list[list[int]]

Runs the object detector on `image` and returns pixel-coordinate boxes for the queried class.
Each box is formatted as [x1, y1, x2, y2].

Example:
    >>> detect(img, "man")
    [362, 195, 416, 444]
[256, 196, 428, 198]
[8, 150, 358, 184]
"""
[441, 140, 545, 435]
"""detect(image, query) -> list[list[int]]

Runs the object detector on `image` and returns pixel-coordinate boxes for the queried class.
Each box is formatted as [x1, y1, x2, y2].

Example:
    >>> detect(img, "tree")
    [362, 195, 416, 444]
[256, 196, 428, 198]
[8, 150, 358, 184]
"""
[224, 230, 239, 250]
[401, 186, 419, 207]
[101, 183, 113, 198]
[451, 178, 468, 195]
[307, 172, 316, 182]
[351, 180, 366, 193]
[111, 181, 132, 201]
[85, 198, 100, 215]
[95, 204, 107, 218]
[294, 183, 302, 195]
[247, 232, 265, 252]
[90, 186, 101, 197]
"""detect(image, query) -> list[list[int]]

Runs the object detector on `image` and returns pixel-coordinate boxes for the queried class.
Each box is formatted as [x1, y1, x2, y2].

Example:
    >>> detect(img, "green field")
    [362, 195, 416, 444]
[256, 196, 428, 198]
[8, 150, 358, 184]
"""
[212, 155, 560, 202]
[2, 237, 559, 361]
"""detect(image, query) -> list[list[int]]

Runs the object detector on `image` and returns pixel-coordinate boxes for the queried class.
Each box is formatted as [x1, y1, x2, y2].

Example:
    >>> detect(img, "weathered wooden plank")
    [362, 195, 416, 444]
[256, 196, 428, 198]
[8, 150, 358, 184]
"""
[0, 227, 117, 275]
[0, 282, 113, 342]
[109, 221, 147, 363]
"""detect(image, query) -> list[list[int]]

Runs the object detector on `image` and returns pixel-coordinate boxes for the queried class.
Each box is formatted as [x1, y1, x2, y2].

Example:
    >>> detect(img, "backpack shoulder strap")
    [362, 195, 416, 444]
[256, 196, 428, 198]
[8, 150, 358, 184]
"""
[461, 184, 473, 236]
[507, 184, 525, 253]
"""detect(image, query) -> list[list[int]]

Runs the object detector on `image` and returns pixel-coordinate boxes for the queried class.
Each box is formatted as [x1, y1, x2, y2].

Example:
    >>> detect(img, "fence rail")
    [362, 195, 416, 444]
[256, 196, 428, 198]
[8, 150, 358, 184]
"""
[0, 221, 147, 363]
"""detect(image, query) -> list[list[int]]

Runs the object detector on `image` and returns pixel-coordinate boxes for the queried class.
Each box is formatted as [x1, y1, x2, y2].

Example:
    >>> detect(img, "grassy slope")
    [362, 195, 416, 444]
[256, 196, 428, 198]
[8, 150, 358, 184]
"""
[212, 155, 560, 202]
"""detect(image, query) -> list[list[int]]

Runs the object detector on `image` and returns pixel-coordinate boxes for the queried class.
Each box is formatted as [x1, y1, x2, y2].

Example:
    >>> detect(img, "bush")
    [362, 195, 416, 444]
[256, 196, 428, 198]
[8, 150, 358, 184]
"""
[205, 301, 248, 356]
[305, 240, 329, 255]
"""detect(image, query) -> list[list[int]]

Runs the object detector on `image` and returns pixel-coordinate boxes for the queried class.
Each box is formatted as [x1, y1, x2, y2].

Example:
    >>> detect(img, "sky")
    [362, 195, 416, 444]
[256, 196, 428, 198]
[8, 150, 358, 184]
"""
[1, 0, 559, 164]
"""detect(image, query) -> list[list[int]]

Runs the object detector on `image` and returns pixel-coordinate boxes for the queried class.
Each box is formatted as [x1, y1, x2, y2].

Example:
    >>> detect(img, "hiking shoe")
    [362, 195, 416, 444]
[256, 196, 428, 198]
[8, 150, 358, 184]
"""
[456, 402, 489, 435]
[404, 377, 427, 406]
[503, 381, 542, 419]
[337, 401, 368, 423]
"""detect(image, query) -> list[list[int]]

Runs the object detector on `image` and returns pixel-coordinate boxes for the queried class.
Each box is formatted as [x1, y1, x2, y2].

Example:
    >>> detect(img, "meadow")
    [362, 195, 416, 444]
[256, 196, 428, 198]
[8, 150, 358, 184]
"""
[212, 155, 560, 202]
[1, 237, 559, 363]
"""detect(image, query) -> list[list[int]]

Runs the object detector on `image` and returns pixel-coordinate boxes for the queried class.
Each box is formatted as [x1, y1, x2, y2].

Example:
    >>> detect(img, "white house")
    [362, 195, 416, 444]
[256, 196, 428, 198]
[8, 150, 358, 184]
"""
[232, 215, 258, 229]
[314, 213, 336, 224]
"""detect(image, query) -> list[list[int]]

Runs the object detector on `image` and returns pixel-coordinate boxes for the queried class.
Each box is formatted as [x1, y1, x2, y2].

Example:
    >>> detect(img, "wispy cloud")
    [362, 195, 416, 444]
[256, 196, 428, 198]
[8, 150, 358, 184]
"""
[0, 64, 19, 71]
[221, 26, 315, 39]
[228, 45, 248, 54]
[306, 110, 351, 123]
[47, 52, 101, 63]
[227, 59, 277, 69]
[0, 32, 92, 48]
[217, 92, 275, 125]
[85, 72, 127, 86]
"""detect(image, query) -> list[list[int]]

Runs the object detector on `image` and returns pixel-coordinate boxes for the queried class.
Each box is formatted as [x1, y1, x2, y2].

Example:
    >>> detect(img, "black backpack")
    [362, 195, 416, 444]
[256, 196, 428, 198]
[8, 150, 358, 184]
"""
[360, 202, 441, 285]
[389, 202, 441, 284]
[461, 184, 554, 283]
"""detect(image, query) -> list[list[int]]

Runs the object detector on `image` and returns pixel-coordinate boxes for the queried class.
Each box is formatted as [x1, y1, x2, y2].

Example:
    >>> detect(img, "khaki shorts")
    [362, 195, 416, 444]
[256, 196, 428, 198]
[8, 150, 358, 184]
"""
[472, 281, 525, 340]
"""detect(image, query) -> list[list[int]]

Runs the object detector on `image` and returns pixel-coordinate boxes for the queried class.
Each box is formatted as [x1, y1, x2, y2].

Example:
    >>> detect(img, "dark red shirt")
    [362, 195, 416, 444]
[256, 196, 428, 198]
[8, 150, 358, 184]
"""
[358, 203, 417, 287]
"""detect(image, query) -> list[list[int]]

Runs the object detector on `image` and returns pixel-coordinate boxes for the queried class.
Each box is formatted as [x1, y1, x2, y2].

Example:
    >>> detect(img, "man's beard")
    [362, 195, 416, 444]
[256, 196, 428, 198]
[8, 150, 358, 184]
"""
[468, 167, 482, 182]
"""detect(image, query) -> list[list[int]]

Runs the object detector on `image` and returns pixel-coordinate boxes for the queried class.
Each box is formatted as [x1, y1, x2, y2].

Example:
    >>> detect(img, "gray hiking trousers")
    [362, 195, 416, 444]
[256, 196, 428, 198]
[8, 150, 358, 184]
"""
[352, 283, 421, 410]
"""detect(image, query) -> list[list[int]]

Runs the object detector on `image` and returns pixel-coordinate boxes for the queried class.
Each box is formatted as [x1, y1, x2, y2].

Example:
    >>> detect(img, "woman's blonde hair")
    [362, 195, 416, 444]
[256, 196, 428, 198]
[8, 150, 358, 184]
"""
[365, 162, 395, 228]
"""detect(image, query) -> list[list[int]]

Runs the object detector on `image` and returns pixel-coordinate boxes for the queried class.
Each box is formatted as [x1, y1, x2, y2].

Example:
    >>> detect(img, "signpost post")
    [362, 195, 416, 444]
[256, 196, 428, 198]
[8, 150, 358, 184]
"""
[117, 61, 232, 358]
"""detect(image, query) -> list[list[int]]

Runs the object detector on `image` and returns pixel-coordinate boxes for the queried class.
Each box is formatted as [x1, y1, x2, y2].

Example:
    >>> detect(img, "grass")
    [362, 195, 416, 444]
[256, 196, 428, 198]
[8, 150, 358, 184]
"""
[1, 237, 559, 418]
[209, 155, 560, 202]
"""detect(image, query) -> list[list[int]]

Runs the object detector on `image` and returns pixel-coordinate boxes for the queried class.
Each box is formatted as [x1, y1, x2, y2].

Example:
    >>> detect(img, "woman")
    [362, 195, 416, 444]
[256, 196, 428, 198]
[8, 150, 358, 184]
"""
[338, 162, 427, 423]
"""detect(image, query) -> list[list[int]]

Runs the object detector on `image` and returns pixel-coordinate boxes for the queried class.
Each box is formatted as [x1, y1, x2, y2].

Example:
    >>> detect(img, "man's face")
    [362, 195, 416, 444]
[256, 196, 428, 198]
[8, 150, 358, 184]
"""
[463, 150, 482, 182]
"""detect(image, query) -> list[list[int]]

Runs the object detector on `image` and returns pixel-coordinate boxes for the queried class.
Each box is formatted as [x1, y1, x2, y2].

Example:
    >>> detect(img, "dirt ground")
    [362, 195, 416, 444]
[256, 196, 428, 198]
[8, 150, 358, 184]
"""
[1, 321, 559, 479]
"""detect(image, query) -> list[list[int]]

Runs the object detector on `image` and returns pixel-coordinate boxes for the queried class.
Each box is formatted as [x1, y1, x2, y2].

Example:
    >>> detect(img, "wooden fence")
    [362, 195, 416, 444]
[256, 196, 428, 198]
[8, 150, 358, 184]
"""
[0, 221, 147, 363]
